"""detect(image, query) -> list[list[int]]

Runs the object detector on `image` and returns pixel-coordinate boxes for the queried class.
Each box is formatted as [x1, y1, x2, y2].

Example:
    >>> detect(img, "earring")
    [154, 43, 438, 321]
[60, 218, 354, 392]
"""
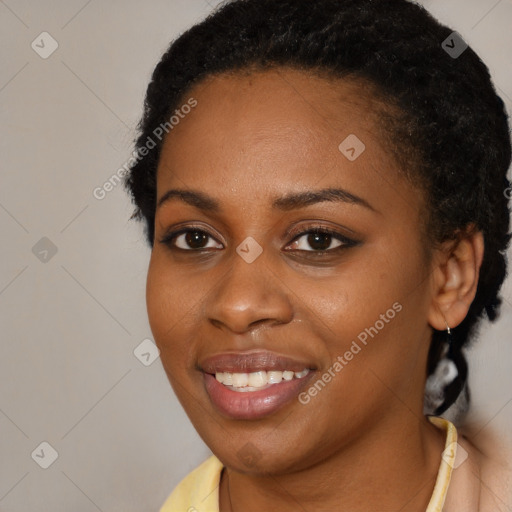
[445, 322, 459, 361]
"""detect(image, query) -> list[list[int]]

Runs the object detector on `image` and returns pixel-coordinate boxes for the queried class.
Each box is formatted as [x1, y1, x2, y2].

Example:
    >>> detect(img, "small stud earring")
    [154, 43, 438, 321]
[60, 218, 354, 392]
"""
[444, 321, 455, 357]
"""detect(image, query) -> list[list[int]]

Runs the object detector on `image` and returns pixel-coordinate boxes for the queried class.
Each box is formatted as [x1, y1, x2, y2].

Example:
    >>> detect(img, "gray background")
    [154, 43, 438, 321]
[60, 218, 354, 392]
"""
[0, 1, 511, 511]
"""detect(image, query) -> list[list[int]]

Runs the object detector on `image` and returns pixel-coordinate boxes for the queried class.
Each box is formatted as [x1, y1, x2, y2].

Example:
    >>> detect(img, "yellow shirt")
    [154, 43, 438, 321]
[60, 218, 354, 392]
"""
[160, 416, 458, 512]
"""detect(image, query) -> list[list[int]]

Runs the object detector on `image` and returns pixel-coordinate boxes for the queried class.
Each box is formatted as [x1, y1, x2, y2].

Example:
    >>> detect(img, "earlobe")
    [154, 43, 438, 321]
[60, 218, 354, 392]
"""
[428, 229, 484, 331]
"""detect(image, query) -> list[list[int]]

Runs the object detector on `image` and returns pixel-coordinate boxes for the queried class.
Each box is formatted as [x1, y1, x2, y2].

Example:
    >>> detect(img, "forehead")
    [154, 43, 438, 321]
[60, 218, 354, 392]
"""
[158, 68, 398, 182]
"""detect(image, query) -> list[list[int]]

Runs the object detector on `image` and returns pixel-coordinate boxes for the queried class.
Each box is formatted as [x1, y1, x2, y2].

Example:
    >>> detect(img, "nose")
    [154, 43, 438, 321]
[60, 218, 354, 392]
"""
[206, 250, 294, 335]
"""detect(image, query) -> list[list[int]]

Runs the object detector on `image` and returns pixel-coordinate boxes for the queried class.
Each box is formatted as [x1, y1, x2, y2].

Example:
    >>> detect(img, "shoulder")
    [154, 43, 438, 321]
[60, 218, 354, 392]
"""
[445, 433, 512, 512]
[159, 455, 224, 512]
[464, 434, 512, 512]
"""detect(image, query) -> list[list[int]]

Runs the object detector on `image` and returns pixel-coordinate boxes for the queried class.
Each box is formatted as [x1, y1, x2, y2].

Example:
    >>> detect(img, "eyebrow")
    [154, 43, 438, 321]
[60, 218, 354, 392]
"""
[156, 187, 377, 213]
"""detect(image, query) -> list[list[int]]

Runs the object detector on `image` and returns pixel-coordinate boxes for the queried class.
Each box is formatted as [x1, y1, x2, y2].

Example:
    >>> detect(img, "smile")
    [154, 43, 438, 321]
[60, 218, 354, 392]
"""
[200, 351, 316, 419]
[215, 369, 311, 391]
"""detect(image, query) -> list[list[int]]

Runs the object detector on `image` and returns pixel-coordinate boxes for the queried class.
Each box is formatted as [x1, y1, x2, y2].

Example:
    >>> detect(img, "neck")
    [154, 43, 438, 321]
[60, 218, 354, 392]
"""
[220, 412, 446, 512]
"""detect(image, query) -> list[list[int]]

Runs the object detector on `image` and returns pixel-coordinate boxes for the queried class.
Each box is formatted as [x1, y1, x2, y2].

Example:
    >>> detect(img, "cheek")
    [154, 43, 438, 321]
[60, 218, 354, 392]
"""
[145, 252, 202, 373]
[299, 241, 429, 387]
[298, 252, 408, 341]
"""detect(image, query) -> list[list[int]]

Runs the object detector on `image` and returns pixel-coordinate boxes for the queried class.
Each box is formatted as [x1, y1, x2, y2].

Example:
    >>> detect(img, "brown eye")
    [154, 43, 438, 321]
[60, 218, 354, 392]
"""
[183, 230, 209, 249]
[306, 232, 339, 251]
[160, 229, 223, 251]
[288, 230, 343, 252]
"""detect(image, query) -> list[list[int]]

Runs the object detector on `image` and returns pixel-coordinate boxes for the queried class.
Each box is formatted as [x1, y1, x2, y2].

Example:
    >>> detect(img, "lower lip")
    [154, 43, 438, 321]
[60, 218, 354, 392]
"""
[203, 372, 314, 420]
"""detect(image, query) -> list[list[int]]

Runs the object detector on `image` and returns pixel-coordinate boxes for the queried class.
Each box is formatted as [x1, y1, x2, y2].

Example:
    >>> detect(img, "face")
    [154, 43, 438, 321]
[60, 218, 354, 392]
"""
[146, 68, 437, 474]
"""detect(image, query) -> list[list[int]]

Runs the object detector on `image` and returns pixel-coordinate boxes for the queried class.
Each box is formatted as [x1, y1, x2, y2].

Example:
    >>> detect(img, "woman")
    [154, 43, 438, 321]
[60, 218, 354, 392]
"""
[124, 0, 512, 510]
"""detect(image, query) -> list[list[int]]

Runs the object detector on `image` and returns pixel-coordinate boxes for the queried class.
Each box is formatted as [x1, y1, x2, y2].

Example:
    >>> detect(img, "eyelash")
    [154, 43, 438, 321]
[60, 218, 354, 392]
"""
[159, 223, 359, 255]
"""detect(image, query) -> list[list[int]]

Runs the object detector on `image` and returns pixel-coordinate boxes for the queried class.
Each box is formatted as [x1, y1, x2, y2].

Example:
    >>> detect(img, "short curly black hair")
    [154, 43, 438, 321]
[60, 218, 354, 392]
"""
[124, 0, 511, 415]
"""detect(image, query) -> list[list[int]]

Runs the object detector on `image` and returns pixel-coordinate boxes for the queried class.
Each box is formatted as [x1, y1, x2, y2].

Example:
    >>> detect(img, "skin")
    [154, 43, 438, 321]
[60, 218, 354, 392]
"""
[146, 68, 484, 511]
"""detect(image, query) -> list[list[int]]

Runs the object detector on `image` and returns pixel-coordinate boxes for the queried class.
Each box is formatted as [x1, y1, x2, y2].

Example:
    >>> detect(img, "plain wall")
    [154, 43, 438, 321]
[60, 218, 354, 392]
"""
[0, 1, 511, 510]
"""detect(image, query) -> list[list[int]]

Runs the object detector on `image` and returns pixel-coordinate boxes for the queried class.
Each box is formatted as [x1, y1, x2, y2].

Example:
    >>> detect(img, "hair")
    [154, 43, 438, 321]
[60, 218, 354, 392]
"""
[124, 0, 511, 416]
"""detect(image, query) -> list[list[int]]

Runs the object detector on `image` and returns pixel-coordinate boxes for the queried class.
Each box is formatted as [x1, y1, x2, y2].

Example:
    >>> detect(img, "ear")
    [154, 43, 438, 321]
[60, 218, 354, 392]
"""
[428, 226, 484, 330]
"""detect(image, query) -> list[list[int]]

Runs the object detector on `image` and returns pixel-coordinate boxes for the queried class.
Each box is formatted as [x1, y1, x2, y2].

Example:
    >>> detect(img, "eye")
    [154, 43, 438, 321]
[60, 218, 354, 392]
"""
[286, 227, 357, 253]
[160, 228, 223, 251]
[159, 224, 359, 254]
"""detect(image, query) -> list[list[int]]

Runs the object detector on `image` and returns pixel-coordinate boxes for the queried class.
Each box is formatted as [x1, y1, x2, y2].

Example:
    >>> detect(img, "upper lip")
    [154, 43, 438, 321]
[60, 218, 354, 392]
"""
[199, 350, 315, 374]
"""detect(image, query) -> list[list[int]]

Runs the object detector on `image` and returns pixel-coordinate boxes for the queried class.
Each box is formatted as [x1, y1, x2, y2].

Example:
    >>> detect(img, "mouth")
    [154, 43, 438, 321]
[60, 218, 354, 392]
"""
[200, 351, 316, 420]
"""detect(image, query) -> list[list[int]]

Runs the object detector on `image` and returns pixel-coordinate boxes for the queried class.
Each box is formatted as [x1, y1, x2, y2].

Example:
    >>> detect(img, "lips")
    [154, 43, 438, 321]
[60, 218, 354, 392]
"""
[200, 351, 316, 420]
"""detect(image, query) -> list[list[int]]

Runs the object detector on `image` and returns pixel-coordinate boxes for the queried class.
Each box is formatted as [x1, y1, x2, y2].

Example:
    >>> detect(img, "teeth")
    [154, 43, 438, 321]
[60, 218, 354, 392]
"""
[215, 369, 310, 388]
[267, 371, 283, 384]
[231, 373, 249, 388]
[248, 371, 267, 387]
